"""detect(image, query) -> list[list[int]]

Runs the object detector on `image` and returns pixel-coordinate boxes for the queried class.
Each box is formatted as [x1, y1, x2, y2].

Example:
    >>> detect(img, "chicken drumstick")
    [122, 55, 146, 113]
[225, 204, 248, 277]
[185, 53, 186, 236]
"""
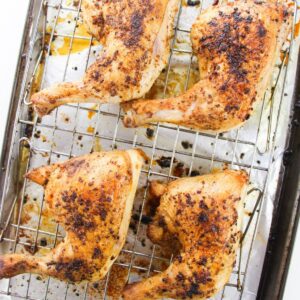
[0, 149, 144, 282]
[31, 0, 179, 116]
[123, 170, 248, 299]
[123, 0, 292, 132]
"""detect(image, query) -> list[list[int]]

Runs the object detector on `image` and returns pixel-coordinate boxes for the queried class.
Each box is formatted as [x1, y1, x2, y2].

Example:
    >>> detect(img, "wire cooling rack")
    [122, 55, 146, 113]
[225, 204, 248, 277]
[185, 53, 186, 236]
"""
[0, 0, 299, 299]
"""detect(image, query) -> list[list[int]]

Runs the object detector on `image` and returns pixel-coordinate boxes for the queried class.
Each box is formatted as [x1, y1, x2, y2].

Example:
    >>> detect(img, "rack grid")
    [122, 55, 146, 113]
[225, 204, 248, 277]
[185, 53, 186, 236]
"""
[0, 0, 299, 299]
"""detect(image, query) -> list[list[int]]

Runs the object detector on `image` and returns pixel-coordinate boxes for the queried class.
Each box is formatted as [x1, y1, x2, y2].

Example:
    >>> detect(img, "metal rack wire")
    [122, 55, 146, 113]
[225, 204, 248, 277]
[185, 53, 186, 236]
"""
[0, 0, 299, 299]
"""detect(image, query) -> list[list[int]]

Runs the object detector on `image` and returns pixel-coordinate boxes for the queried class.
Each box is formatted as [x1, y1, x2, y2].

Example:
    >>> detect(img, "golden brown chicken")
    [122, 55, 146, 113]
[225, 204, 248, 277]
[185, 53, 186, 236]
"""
[123, 0, 292, 133]
[0, 149, 145, 282]
[123, 170, 248, 299]
[31, 0, 179, 116]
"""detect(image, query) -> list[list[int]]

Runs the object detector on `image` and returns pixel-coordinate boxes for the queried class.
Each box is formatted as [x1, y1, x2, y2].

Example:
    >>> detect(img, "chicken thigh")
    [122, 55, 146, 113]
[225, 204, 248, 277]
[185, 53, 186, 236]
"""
[31, 0, 179, 116]
[123, 0, 292, 133]
[0, 149, 145, 282]
[123, 170, 248, 299]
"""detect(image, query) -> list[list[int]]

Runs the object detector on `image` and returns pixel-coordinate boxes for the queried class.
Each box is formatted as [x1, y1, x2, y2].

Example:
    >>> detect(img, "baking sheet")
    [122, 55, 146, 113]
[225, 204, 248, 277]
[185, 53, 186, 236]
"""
[0, 0, 300, 299]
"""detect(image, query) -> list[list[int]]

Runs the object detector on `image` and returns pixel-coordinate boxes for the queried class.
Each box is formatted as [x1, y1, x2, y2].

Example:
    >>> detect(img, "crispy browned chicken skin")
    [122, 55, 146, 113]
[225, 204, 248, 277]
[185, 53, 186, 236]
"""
[123, 0, 292, 132]
[123, 170, 248, 299]
[0, 149, 144, 282]
[31, 0, 179, 116]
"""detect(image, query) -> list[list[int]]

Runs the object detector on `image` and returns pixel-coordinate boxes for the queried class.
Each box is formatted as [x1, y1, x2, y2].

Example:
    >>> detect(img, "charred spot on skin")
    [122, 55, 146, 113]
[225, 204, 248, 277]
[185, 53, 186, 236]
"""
[244, 113, 251, 121]
[131, 12, 143, 29]
[124, 12, 144, 47]
[219, 83, 228, 92]
[73, 214, 95, 230]
[193, 271, 210, 285]
[211, 224, 220, 233]
[246, 16, 253, 23]
[283, 9, 289, 19]
[92, 71, 100, 81]
[201, 10, 266, 85]
[65, 159, 86, 176]
[244, 87, 250, 94]
[232, 8, 243, 22]
[186, 194, 194, 206]
[198, 257, 207, 266]
[98, 194, 112, 203]
[61, 191, 77, 202]
[100, 209, 107, 221]
[199, 200, 208, 210]
[162, 277, 168, 283]
[198, 212, 209, 223]
[125, 75, 131, 84]
[176, 255, 183, 263]
[109, 82, 118, 97]
[176, 272, 185, 281]
[92, 14, 104, 27]
[225, 104, 240, 113]
[257, 23, 267, 37]
[92, 248, 102, 259]
[158, 216, 167, 227]
[186, 283, 202, 298]
[51, 259, 86, 282]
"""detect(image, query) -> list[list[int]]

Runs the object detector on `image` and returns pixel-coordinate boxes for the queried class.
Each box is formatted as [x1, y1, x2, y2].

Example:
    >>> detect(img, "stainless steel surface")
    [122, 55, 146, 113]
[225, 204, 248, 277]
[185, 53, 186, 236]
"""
[0, 0, 299, 299]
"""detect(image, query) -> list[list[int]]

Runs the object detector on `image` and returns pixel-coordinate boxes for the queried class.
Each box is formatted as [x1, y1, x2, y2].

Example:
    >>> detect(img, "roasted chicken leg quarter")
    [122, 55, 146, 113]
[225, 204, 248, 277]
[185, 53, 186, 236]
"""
[31, 0, 179, 116]
[0, 149, 145, 282]
[123, 170, 248, 299]
[123, 0, 292, 132]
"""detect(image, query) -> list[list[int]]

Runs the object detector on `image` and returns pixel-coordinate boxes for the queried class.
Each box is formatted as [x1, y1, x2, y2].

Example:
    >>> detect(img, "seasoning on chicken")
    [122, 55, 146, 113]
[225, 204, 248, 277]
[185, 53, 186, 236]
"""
[31, 0, 179, 116]
[123, 170, 248, 299]
[0, 149, 145, 282]
[123, 0, 292, 133]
